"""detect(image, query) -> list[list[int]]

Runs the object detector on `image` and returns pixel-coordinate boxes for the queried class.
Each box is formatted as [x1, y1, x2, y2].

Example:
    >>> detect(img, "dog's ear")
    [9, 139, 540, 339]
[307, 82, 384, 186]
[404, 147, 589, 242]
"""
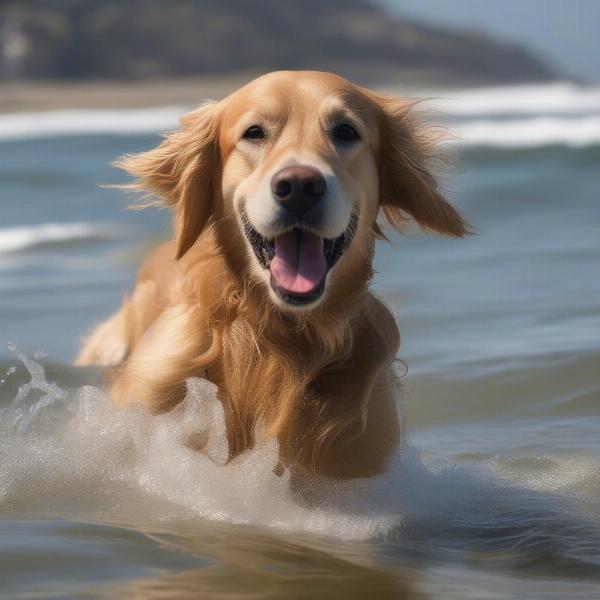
[374, 94, 470, 238]
[116, 102, 220, 259]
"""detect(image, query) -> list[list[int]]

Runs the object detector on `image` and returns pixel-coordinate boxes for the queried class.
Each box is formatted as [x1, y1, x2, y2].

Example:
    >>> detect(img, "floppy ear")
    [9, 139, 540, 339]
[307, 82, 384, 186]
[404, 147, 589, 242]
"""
[116, 102, 220, 258]
[375, 94, 470, 237]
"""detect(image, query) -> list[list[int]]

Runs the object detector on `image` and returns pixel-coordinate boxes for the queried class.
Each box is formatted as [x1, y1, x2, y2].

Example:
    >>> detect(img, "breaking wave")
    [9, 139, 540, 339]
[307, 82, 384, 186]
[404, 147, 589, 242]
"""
[0, 106, 185, 142]
[424, 82, 600, 117]
[450, 115, 600, 149]
[0, 222, 123, 255]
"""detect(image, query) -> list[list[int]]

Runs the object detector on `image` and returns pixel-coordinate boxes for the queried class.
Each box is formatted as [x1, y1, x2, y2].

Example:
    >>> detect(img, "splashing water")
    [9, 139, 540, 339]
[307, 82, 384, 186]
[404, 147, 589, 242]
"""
[0, 349, 411, 538]
[1, 347, 599, 568]
[0, 365, 16, 385]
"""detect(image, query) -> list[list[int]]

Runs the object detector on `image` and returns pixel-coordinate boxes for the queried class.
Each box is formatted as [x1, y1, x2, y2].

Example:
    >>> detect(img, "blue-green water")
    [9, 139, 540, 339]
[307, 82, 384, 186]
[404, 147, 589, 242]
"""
[1, 83, 599, 599]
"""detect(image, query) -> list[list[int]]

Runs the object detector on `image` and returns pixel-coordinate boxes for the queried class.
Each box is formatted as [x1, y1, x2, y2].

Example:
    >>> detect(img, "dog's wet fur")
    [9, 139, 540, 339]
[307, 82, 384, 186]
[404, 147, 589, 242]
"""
[77, 71, 469, 478]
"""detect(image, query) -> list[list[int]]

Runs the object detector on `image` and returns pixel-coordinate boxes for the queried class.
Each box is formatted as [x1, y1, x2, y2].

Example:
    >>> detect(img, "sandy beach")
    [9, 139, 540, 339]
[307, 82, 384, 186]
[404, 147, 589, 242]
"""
[0, 74, 259, 113]
[0, 70, 485, 114]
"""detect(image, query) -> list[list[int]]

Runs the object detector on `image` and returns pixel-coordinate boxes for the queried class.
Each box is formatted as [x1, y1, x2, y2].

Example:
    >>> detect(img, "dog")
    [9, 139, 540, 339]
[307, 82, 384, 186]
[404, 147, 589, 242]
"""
[76, 71, 469, 479]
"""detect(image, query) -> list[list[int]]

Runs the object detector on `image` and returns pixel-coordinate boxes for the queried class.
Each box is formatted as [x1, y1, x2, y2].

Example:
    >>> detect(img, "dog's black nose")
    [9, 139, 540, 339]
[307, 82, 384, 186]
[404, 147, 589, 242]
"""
[271, 166, 326, 216]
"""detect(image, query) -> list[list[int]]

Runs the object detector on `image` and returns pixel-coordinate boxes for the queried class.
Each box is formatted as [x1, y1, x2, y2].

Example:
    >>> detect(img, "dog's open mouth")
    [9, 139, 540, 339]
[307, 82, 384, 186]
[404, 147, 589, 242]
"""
[243, 215, 358, 305]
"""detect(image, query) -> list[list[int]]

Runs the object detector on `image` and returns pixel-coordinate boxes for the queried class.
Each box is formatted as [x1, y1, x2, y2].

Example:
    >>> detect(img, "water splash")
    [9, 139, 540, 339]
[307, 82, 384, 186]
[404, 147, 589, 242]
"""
[0, 350, 404, 539]
[0, 349, 598, 561]
[0, 365, 16, 385]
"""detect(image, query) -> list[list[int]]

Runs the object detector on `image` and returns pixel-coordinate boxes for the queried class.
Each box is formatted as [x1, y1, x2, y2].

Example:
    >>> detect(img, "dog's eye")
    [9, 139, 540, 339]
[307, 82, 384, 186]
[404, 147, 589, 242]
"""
[242, 125, 266, 141]
[332, 123, 360, 144]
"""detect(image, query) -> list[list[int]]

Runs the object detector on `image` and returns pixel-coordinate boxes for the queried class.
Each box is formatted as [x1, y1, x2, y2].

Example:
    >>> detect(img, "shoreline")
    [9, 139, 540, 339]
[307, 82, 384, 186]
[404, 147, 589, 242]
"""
[0, 74, 258, 114]
[0, 72, 551, 114]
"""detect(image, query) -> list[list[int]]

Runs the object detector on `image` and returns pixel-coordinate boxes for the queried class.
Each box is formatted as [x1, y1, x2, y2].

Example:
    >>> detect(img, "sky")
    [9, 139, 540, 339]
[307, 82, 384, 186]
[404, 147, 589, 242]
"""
[378, 0, 599, 82]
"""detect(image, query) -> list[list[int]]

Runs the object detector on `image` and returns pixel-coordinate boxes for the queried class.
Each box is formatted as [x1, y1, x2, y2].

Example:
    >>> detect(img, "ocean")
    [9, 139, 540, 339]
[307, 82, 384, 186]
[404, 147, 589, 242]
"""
[0, 81, 599, 599]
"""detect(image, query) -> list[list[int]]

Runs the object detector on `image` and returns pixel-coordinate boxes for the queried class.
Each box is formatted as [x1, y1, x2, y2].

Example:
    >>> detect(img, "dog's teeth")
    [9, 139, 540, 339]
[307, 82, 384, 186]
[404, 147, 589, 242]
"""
[265, 240, 275, 261]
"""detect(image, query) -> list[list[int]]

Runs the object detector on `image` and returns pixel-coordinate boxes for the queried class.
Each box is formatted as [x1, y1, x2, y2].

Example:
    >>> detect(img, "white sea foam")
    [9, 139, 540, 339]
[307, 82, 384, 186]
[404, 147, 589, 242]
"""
[0, 351, 404, 539]
[451, 115, 600, 149]
[0, 222, 122, 254]
[0, 351, 593, 543]
[421, 82, 600, 117]
[0, 106, 186, 141]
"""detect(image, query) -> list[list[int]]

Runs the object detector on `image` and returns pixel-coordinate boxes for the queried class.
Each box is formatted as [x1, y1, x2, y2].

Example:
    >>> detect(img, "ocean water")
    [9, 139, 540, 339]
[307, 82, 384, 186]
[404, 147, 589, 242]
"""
[0, 82, 599, 599]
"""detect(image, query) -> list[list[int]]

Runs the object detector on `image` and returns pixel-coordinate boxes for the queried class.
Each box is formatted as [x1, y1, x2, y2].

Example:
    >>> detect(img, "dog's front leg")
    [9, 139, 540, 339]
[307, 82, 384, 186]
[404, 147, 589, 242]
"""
[284, 298, 402, 479]
[303, 361, 401, 479]
[109, 303, 215, 413]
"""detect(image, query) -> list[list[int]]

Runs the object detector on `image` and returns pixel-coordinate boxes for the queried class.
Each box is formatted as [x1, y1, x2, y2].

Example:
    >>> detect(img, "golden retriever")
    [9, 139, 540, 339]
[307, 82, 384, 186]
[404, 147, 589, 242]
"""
[77, 71, 468, 478]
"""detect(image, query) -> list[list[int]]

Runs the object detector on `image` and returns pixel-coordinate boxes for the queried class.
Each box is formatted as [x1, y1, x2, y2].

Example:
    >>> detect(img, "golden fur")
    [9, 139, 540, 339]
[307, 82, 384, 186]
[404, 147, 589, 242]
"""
[77, 71, 469, 478]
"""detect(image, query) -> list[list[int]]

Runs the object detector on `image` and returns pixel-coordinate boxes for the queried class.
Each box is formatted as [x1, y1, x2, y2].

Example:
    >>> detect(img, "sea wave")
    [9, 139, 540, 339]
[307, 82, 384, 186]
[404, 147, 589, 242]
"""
[0, 106, 186, 141]
[424, 82, 600, 117]
[0, 222, 123, 254]
[450, 115, 600, 148]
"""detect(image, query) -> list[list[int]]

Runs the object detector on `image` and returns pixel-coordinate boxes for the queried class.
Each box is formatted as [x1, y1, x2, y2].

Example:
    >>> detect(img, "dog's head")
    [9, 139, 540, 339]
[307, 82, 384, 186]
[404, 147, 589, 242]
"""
[119, 71, 469, 310]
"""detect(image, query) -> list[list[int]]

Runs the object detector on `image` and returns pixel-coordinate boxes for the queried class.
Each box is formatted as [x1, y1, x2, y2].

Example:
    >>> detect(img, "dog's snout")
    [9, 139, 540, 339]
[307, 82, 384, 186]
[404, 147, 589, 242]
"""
[271, 166, 326, 216]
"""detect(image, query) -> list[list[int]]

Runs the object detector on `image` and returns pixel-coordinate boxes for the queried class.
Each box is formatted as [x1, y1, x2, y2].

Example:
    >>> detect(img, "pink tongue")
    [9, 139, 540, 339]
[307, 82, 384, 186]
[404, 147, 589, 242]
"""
[270, 231, 326, 295]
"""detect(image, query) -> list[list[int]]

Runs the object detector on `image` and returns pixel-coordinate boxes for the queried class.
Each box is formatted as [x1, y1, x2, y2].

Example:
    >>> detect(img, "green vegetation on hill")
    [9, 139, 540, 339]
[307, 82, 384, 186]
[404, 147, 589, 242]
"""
[0, 0, 556, 84]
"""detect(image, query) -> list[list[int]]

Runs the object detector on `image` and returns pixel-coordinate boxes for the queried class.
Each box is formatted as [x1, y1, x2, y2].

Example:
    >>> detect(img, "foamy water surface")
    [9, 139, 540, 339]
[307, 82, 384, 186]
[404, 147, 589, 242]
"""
[1, 82, 600, 598]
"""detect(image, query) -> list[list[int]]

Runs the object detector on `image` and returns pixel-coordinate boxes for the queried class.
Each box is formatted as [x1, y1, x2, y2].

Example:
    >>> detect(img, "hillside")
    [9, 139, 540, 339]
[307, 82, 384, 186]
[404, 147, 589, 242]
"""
[0, 0, 556, 84]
